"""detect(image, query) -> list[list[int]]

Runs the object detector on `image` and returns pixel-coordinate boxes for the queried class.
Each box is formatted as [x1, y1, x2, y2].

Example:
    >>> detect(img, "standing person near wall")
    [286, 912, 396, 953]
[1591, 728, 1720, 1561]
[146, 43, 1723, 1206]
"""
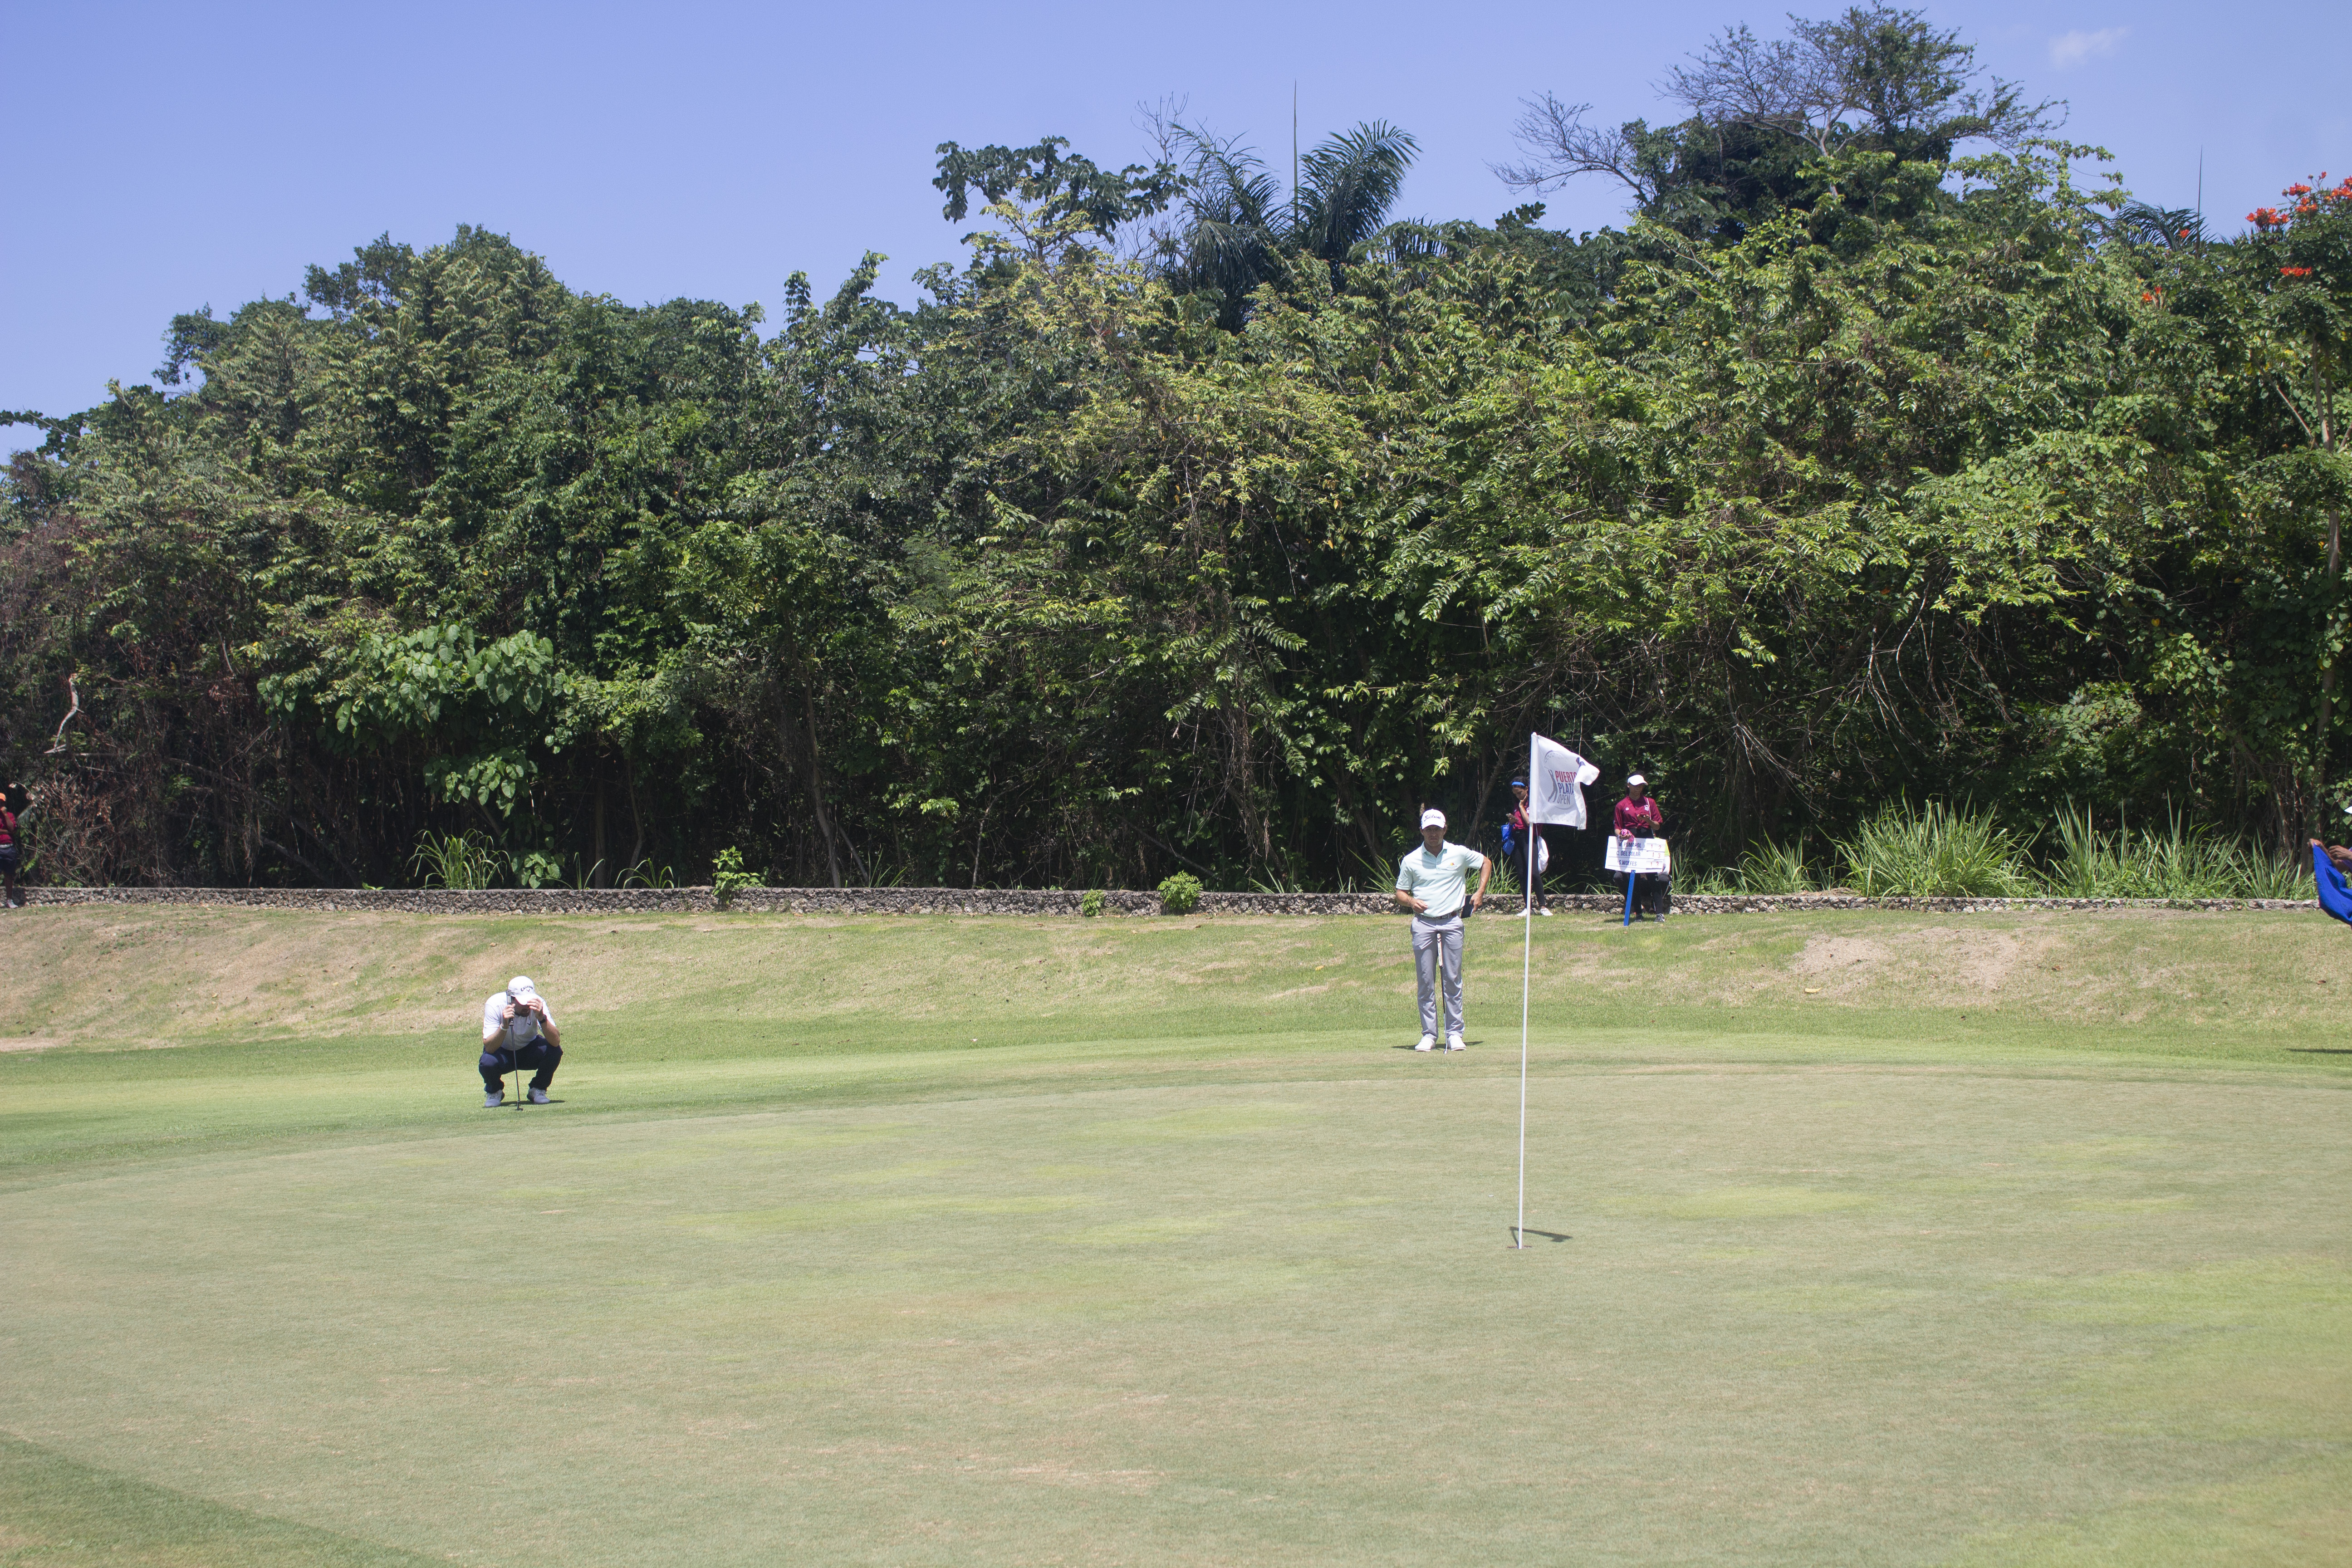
[1503, 779, 1551, 917]
[1612, 774, 1670, 920]
[1394, 808, 1491, 1052]
[0, 787, 23, 909]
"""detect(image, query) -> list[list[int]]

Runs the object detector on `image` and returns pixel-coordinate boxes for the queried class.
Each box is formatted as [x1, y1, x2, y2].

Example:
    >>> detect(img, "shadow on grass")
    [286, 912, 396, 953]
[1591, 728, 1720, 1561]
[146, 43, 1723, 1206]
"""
[0, 1434, 439, 1565]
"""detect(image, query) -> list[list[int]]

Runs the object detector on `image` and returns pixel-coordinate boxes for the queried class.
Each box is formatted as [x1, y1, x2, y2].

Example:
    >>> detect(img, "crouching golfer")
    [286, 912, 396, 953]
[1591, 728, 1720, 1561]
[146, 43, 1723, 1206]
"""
[1394, 808, 1490, 1051]
[480, 976, 561, 1107]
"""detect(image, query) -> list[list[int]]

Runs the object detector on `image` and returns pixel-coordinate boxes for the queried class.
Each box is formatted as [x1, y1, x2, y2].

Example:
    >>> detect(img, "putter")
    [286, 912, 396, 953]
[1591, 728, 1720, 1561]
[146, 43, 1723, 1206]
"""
[506, 994, 528, 1108]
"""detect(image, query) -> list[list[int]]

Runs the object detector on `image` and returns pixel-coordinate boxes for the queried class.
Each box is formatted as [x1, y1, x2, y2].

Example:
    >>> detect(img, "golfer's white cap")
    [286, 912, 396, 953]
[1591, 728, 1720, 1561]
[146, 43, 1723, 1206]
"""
[1420, 808, 1446, 829]
[1626, 773, 1647, 787]
[507, 976, 538, 1002]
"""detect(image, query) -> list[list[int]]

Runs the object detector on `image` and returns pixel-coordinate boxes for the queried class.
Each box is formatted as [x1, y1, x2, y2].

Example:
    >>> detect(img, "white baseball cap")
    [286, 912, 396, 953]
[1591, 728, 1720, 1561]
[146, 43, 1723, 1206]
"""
[1420, 808, 1446, 829]
[1625, 774, 1647, 787]
[507, 976, 538, 1002]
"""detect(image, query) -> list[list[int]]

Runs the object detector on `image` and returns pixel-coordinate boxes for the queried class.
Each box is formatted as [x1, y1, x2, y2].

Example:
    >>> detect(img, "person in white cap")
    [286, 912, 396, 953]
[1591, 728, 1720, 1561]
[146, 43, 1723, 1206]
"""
[1613, 773, 1670, 919]
[479, 976, 563, 1106]
[1393, 808, 1490, 1051]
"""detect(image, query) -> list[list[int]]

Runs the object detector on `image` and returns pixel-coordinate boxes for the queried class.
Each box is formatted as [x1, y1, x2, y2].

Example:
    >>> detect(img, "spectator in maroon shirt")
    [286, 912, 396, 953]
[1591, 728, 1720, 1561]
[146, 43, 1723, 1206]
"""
[1612, 774, 1670, 919]
[0, 787, 20, 909]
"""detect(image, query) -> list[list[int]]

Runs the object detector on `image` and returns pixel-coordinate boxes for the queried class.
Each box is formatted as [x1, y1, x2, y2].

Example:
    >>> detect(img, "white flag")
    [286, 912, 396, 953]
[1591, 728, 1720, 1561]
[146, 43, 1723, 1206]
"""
[1527, 733, 1600, 827]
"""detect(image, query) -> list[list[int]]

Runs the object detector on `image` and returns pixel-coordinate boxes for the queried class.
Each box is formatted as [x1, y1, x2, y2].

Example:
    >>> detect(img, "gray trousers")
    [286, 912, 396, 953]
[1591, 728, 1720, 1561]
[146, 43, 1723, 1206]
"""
[1411, 915, 1465, 1036]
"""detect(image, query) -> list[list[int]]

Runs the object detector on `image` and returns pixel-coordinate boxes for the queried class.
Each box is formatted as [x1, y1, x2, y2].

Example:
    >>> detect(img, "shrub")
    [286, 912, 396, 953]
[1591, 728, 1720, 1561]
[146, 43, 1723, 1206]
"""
[509, 850, 564, 889]
[1157, 872, 1203, 915]
[1080, 888, 1106, 917]
[710, 846, 760, 907]
[1834, 802, 2030, 897]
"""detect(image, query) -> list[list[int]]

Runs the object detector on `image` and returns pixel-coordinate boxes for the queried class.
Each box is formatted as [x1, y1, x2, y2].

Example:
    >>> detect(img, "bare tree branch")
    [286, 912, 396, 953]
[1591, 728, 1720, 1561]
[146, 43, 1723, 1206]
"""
[1491, 94, 1660, 207]
[1663, 24, 1847, 157]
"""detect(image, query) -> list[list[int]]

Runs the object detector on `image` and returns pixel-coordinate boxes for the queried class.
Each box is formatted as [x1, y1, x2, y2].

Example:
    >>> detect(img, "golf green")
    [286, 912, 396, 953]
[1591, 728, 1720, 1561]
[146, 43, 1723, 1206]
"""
[3, 906, 2348, 1565]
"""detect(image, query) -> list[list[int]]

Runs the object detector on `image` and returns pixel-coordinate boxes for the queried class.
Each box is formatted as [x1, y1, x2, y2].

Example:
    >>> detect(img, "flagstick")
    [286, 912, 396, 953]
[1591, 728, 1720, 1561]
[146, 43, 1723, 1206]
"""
[1517, 735, 1534, 1251]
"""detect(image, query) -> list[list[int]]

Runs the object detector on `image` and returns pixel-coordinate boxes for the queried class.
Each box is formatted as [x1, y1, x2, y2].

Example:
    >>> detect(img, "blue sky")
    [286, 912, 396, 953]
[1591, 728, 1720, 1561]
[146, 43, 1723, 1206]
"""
[3, 1, 2339, 450]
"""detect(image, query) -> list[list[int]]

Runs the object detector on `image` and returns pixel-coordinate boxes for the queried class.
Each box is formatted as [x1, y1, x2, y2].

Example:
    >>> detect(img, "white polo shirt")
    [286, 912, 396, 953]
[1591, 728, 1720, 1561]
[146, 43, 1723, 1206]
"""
[482, 992, 555, 1051]
[1396, 841, 1483, 921]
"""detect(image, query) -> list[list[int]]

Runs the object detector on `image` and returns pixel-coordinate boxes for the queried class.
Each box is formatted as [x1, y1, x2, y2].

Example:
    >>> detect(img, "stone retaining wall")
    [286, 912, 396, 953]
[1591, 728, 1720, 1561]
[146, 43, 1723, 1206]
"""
[12, 886, 2319, 916]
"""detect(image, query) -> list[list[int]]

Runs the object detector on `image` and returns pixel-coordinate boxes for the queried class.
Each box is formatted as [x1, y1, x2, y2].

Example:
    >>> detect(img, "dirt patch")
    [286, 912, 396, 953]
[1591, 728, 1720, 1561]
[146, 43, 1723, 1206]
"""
[0, 1037, 57, 1052]
[1786, 926, 2061, 1000]
[1790, 936, 1894, 976]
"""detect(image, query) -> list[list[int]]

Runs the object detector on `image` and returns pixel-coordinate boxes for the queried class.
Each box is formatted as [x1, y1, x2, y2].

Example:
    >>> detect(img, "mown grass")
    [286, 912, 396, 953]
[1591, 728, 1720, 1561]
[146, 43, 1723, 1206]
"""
[2, 905, 2348, 1566]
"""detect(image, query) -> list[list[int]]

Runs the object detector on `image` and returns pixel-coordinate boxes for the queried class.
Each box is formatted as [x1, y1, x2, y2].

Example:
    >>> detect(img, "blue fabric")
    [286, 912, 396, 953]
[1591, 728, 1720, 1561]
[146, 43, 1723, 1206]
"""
[2313, 845, 2352, 926]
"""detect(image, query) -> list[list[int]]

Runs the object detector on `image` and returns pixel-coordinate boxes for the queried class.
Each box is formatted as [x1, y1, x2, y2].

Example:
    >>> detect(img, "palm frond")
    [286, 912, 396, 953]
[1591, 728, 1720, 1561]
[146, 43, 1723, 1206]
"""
[1291, 121, 1420, 260]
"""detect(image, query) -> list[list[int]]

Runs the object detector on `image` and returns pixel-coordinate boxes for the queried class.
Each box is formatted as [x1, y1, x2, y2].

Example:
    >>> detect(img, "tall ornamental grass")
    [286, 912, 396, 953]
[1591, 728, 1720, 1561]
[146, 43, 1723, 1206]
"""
[1833, 803, 2033, 897]
[1681, 840, 1818, 896]
[409, 830, 500, 890]
[1735, 840, 1816, 894]
[1665, 805, 2308, 903]
[2041, 807, 2310, 900]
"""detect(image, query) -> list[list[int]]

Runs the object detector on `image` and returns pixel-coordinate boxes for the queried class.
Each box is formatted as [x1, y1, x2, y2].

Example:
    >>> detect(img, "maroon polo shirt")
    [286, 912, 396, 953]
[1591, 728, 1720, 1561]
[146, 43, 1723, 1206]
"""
[1613, 796, 1662, 836]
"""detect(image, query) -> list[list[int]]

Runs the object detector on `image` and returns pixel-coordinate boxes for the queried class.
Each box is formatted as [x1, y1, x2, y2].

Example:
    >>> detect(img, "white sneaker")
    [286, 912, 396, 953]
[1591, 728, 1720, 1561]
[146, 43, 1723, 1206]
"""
[484, 1088, 504, 1107]
[1415, 1034, 1437, 1051]
[1536, 906, 1554, 917]
[528, 1087, 549, 1104]
[1446, 1033, 1466, 1051]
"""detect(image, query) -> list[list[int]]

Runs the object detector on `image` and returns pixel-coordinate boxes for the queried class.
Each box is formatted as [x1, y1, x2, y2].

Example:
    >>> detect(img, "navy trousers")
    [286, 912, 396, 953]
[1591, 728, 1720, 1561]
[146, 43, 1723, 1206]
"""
[480, 1039, 561, 1092]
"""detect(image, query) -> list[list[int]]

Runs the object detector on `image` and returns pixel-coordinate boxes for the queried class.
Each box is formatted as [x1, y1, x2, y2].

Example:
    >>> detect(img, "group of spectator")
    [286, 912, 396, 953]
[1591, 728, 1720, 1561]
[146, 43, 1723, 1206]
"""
[1394, 770, 1670, 1052]
[1500, 772, 1670, 920]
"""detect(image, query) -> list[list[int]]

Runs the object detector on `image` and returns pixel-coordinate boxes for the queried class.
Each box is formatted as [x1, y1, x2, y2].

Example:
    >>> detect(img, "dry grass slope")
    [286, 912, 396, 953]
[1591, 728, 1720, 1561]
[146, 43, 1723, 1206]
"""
[0, 904, 2343, 1054]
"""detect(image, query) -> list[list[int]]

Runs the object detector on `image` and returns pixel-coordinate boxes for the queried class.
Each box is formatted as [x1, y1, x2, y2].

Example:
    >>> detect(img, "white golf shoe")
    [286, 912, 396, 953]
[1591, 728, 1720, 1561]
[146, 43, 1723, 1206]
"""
[1537, 906, 1554, 917]
[1414, 1034, 1437, 1051]
[528, 1087, 549, 1104]
[484, 1088, 504, 1107]
[1446, 1033, 1466, 1051]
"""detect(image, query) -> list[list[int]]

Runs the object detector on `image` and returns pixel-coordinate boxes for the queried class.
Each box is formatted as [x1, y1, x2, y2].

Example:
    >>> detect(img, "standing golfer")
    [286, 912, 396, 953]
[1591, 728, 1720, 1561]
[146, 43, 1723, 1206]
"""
[1394, 808, 1490, 1051]
[480, 976, 562, 1107]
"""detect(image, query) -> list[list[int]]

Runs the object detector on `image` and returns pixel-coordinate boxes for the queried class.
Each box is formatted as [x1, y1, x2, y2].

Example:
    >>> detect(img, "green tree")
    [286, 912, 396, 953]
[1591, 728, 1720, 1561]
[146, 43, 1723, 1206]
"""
[1497, 5, 2058, 243]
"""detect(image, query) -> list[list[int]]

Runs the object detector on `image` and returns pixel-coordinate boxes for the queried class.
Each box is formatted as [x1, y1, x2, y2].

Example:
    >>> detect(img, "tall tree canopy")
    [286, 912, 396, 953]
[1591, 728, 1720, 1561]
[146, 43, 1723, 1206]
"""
[4, 21, 2346, 891]
[1497, 4, 2059, 243]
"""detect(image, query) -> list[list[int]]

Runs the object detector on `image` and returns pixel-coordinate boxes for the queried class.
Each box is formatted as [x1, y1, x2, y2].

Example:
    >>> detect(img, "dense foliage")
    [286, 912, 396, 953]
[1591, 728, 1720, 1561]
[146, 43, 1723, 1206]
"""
[5, 14, 2348, 891]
